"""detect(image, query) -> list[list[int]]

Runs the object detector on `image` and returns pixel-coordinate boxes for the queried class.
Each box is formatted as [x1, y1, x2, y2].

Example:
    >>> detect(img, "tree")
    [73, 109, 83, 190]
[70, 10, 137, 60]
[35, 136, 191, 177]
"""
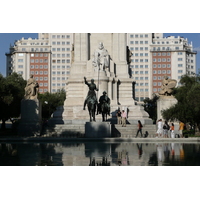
[162, 74, 200, 131]
[38, 89, 66, 119]
[142, 94, 159, 123]
[0, 73, 26, 130]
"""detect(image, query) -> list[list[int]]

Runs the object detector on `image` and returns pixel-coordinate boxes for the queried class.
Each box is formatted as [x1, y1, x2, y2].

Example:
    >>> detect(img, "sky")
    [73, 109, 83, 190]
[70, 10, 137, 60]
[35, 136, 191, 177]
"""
[0, 33, 200, 76]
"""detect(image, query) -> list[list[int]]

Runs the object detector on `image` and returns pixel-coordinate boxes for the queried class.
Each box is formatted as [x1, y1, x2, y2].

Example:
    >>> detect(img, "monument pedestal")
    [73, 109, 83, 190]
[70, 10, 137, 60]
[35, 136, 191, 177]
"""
[85, 122, 111, 138]
[18, 99, 42, 136]
[157, 96, 177, 120]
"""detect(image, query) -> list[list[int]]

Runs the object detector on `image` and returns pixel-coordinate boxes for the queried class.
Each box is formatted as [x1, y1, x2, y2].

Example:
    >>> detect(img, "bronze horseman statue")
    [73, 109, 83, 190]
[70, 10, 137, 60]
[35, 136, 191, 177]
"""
[97, 91, 111, 122]
[83, 77, 98, 122]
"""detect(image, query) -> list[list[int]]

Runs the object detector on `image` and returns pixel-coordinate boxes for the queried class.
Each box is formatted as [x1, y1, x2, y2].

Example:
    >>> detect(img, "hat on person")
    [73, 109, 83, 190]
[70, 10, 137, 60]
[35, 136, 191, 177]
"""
[103, 91, 107, 94]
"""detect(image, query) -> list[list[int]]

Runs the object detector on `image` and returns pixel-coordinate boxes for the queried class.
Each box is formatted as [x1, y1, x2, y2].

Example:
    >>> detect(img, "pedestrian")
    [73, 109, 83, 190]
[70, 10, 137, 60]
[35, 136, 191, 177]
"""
[170, 123, 175, 138]
[121, 110, 127, 127]
[136, 120, 143, 138]
[116, 109, 122, 124]
[163, 121, 170, 138]
[156, 119, 163, 138]
[178, 121, 185, 138]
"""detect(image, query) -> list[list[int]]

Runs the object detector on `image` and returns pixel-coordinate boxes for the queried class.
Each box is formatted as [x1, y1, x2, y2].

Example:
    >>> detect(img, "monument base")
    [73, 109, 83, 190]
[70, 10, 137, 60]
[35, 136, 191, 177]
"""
[157, 95, 177, 120]
[18, 99, 42, 136]
[85, 122, 111, 138]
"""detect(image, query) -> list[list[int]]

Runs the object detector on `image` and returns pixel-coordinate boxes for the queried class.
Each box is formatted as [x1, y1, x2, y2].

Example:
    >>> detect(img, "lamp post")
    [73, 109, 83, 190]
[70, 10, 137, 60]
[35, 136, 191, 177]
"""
[44, 101, 50, 119]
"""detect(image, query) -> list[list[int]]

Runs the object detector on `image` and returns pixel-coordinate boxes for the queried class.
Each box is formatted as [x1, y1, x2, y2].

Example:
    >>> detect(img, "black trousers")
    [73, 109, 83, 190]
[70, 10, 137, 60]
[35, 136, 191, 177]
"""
[136, 128, 143, 137]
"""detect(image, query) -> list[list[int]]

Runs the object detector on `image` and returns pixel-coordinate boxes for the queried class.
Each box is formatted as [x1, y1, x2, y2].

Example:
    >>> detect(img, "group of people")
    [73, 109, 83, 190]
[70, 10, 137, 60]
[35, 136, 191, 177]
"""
[116, 109, 127, 127]
[156, 119, 185, 138]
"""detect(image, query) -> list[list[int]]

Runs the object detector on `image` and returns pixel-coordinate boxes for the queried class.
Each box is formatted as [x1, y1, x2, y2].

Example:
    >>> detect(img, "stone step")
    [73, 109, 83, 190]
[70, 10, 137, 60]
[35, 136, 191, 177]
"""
[43, 123, 157, 137]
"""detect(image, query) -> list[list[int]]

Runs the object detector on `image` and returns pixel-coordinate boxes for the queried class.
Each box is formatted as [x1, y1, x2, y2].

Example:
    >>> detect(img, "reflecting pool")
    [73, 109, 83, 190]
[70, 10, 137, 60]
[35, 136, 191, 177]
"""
[0, 142, 200, 166]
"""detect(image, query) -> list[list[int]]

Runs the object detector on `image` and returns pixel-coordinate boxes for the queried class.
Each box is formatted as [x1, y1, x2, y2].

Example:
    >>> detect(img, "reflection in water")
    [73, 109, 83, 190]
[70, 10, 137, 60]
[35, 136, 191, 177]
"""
[0, 142, 200, 166]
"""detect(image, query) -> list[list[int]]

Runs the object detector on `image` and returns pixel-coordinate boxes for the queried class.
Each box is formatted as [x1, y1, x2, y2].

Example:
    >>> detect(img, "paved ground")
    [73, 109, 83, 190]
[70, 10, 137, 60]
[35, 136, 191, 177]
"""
[0, 137, 200, 143]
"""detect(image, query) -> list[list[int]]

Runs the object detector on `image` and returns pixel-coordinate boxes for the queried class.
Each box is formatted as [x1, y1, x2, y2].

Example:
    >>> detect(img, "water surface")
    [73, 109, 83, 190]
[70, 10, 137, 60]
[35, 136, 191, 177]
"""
[0, 142, 200, 166]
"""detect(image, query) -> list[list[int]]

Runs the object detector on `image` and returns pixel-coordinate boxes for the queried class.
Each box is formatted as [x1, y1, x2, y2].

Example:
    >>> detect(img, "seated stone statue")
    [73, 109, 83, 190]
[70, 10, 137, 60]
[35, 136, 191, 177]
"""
[24, 75, 39, 100]
[97, 91, 110, 115]
[92, 42, 109, 71]
[159, 75, 177, 96]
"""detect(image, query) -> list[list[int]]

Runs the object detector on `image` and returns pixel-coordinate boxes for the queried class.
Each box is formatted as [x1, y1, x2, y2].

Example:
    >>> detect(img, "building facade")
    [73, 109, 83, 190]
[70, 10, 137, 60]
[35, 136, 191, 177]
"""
[6, 33, 196, 99]
[127, 33, 196, 102]
[38, 33, 74, 93]
[6, 37, 51, 93]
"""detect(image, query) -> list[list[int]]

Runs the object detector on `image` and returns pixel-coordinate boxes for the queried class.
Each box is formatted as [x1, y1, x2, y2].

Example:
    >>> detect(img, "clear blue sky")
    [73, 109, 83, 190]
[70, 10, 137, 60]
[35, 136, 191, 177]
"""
[0, 33, 200, 76]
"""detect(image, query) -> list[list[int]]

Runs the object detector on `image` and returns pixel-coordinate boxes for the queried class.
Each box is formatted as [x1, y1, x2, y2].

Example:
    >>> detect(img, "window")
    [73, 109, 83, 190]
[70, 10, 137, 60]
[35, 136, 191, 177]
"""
[178, 58, 183, 61]
[18, 65, 23, 68]
[178, 64, 183, 67]
[18, 59, 23, 62]
[130, 41, 134, 44]
[178, 70, 183, 73]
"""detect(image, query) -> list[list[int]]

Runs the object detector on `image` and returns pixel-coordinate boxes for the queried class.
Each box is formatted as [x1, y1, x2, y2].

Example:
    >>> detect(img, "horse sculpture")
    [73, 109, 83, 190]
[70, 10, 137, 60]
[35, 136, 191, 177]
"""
[86, 98, 97, 122]
[97, 91, 110, 122]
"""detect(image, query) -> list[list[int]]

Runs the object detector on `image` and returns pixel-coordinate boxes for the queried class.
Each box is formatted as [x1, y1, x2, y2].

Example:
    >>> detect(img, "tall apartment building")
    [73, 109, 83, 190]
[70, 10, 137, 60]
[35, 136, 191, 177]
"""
[6, 33, 196, 99]
[6, 33, 74, 93]
[38, 33, 74, 93]
[127, 33, 196, 102]
[6, 37, 51, 93]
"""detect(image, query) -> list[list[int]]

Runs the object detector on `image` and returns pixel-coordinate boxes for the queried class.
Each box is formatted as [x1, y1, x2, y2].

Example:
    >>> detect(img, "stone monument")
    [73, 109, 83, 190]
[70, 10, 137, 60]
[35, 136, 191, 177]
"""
[52, 33, 152, 125]
[18, 75, 42, 136]
[157, 75, 177, 120]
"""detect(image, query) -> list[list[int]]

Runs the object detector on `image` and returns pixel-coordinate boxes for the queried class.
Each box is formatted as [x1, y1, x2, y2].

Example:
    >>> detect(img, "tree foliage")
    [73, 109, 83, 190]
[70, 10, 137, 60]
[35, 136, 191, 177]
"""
[38, 89, 66, 119]
[0, 73, 26, 129]
[162, 74, 200, 130]
[143, 94, 159, 123]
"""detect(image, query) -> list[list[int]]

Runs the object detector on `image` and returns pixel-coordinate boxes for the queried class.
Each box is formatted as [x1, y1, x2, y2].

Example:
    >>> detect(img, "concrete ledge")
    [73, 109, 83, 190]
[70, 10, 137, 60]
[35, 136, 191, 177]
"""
[0, 137, 200, 143]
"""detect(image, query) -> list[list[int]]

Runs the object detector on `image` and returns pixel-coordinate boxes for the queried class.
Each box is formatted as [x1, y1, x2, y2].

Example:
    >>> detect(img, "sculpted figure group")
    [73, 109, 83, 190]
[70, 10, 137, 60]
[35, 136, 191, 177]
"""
[83, 77, 110, 122]
[159, 75, 177, 96]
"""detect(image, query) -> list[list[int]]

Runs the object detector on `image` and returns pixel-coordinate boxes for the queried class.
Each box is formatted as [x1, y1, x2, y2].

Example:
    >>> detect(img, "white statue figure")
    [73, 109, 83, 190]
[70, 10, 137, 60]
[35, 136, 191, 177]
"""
[24, 75, 39, 100]
[92, 42, 109, 70]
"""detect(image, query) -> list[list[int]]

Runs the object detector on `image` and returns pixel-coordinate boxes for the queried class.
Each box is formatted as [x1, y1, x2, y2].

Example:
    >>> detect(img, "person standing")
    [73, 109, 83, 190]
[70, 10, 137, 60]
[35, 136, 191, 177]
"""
[163, 121, 170, 138]
[136, 120, 143, 138]
[170, 123, 175, 138]
[121, 110, 127, 127]
[116, 109, 122, 124]
[178, 121, 185, 138]
[156, 119, 163, 138]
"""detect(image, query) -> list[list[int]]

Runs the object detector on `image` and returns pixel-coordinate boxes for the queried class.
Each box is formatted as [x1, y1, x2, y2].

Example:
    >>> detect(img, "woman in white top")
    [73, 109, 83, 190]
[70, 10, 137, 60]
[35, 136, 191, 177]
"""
[156, 119, 163, 138]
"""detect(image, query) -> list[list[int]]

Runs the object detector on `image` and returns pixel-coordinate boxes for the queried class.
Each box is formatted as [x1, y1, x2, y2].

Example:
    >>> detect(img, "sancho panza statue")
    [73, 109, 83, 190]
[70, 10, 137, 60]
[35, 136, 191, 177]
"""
[24, 75, 39, 100]
[92, 42, 109, 70]
[159, 75, 177, 96]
